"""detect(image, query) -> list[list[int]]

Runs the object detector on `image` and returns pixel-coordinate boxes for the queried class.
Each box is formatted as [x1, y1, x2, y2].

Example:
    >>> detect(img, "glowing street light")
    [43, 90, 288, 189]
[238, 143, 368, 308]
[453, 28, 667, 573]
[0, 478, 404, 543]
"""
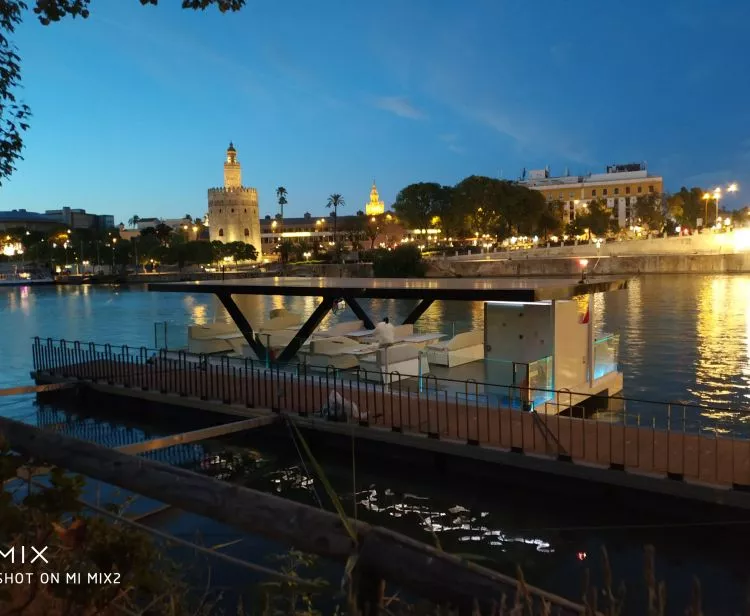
[579, 258, 589, 283]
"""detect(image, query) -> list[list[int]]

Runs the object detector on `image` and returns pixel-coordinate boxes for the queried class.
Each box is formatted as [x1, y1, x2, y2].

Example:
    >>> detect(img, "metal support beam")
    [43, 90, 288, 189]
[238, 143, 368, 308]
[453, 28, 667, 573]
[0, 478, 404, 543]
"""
[216, 292, 267, 360]
[116, 415, 279, 455]
[344, 297, 375, 329]
[276, 297, 337, 365]
[402, 299, 434, 325]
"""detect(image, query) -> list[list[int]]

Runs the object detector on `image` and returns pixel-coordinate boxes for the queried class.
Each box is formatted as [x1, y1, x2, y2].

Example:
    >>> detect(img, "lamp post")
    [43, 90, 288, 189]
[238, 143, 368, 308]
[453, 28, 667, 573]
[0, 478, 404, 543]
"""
[579, 258, 589, 283]
[111, 238, 117, 272]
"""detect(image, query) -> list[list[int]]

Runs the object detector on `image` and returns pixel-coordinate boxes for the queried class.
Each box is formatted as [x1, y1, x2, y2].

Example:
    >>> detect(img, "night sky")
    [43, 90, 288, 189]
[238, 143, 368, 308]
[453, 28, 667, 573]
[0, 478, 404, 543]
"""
[3, 0, 748, 224]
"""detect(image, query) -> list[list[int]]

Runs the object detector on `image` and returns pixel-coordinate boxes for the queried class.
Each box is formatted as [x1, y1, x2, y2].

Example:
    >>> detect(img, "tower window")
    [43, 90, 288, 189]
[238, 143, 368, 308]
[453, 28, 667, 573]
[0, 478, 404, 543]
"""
[219, 209, 222, 213]
[244, 228, 250, 237]
[218, 228, 224, 237]
[244, 209, 247, 213]
[231, 208, 235, 213]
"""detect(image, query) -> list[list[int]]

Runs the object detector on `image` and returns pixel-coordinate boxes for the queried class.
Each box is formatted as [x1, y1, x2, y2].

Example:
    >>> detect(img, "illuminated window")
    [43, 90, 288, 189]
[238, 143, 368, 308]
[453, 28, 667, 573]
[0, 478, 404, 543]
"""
[218, 228, 224, 237]
[244, 228, 250, 237]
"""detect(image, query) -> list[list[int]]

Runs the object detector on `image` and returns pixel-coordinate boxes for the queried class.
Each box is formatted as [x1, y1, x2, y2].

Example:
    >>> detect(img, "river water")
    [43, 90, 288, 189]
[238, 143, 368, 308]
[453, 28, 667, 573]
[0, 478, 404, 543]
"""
[2, 275, 750, 613]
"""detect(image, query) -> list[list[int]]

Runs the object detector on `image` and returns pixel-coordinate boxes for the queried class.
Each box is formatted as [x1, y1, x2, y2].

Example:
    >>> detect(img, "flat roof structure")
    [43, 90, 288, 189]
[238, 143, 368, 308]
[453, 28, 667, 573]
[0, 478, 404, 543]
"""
[148, 276, 629, 364]
[148, 276, 628, 302]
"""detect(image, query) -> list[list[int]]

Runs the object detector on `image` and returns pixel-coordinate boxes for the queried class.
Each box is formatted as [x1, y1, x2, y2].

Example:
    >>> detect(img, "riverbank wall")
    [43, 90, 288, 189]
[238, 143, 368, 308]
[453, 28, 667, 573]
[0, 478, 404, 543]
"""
[427, 252, 750, 277]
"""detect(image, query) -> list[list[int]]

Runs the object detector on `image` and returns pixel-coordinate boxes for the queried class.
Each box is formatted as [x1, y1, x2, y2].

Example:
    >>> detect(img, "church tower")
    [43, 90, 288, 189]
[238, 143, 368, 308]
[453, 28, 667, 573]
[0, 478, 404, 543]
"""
[207, 142, 261, 257]
[224, 142, 241, 188]
[366, 180, 385, 216]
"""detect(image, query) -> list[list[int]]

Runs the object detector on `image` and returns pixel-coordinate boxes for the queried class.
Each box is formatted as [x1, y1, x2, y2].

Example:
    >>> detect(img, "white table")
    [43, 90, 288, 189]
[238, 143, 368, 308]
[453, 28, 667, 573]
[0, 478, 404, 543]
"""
[345, 329, 377, 338]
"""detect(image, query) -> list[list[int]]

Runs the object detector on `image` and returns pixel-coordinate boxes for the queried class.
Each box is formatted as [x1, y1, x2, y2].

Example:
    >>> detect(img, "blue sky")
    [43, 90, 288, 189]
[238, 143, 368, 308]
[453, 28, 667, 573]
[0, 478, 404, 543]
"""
[2, 0, 749, 224]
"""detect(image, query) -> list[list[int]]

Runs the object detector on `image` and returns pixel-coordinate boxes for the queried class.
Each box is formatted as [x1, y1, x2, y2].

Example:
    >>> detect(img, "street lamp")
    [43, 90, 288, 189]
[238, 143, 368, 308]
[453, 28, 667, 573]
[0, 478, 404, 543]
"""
[579, 258, 589, 283]
[111, 237, 117, 271]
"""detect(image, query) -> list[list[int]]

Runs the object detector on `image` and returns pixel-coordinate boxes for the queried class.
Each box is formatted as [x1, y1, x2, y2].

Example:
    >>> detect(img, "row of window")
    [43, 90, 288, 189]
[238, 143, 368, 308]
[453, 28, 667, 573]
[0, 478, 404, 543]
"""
[217, 228, 251, 237]
[214, 208, 250, 214]
[550, 185, 656, 200]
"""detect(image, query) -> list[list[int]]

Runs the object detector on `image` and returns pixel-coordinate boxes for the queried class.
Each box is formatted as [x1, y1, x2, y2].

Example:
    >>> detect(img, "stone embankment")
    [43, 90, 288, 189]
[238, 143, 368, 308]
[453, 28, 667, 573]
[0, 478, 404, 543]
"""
[427, 252, 750, 277]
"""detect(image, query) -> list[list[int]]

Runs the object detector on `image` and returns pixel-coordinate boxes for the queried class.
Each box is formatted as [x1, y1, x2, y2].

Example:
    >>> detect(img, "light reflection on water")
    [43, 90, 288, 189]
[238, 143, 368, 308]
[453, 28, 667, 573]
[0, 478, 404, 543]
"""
[2, 275, 750, 424]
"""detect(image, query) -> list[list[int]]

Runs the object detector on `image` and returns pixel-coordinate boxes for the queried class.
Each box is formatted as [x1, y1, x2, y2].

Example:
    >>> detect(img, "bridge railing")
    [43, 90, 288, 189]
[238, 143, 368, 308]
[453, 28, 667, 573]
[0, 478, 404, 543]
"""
[30, 336, 750, 490]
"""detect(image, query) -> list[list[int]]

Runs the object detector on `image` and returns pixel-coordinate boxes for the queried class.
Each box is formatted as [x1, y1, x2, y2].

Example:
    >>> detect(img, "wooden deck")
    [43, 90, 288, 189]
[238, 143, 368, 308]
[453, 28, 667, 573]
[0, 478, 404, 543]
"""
[30, 338, 750, 503]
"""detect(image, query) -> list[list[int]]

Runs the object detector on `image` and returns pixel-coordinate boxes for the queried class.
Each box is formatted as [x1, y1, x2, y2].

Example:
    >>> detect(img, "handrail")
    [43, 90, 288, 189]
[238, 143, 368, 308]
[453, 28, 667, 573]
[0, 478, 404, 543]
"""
[30, 336, 746, 418]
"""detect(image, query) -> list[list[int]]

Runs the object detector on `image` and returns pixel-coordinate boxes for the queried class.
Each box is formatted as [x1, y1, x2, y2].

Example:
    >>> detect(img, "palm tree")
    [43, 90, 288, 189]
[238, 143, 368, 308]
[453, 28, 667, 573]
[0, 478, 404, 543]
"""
[128, 215, 140, 228]
[326, 193, 345, 255]
[276, 187, 288, 222]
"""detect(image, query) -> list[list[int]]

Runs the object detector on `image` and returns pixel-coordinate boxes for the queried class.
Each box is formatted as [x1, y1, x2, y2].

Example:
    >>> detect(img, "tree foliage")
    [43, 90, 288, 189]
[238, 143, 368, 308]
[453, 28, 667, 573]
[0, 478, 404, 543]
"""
[372, 244, 426, 278]
[579, 198, 611, 238]
[393, 182, 451, 234]
[0, 0, 246, 186]
[634, 194, 665, 231]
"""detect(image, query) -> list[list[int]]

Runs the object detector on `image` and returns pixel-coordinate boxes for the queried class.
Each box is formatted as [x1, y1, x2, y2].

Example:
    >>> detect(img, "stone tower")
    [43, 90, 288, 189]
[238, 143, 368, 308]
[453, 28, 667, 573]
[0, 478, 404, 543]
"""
[207, 142, 261, 256]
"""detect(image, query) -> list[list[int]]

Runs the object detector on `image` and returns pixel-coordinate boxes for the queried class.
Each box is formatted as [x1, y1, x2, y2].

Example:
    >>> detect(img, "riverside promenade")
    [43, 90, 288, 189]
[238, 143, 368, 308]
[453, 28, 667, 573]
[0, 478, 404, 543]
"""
[31, 338, 750, 511]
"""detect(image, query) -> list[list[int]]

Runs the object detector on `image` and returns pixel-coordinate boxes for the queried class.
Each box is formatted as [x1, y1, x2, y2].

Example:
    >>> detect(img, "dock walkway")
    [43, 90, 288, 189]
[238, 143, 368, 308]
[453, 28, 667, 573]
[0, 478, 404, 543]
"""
[31, 337, 750, 509]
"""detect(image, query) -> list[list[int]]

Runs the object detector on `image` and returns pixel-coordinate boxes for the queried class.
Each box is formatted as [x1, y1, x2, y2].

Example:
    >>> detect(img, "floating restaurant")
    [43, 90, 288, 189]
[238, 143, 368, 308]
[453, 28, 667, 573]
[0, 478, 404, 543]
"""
[28, 275, 750, 511]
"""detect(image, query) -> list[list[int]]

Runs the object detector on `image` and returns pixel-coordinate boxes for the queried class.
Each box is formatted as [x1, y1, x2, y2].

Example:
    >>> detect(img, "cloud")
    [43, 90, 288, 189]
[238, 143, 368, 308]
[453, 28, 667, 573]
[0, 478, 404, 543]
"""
[374, 96, 425, 120]
[438, 133, 465, 154]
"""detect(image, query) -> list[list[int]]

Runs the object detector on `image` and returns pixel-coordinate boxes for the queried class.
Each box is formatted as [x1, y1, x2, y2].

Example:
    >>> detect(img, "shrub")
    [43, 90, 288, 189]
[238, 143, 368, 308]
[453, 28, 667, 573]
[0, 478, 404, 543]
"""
[372, 245, 426, 278]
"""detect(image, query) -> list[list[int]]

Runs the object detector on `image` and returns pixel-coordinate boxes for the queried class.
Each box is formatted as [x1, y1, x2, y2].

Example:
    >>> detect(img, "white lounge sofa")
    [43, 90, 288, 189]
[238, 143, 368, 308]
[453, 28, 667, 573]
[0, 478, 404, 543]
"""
[303, 336, 364, 371]
[425, 330, 484, 368]
[358, 343, 421, 383]
[187, 322, 241, 354]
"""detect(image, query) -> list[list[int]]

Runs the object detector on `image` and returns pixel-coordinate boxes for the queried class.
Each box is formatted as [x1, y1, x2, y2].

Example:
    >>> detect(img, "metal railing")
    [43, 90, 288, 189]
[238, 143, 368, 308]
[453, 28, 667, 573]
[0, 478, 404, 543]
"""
[31, 337, 750, 490]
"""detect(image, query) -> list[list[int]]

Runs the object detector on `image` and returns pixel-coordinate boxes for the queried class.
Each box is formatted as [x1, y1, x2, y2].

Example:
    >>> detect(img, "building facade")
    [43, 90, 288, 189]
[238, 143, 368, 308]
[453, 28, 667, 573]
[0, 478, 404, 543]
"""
[207, 143, 261, 255]
[44, 207, 114, 231]
[520, 163, 664, 228]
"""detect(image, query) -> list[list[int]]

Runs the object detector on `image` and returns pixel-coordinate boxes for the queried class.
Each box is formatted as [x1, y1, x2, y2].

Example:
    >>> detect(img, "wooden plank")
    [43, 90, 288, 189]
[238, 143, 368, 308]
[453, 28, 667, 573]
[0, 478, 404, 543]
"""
[116, 415, 278, 455]
[0, 414, 586, 614]
[0, 382, 76, 397]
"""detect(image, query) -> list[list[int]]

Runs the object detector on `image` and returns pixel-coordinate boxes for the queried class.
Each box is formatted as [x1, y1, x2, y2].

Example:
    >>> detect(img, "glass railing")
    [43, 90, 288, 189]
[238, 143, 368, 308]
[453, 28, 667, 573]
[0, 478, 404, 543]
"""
[154, 321, 189, 351]
[593, 333, 620, 379]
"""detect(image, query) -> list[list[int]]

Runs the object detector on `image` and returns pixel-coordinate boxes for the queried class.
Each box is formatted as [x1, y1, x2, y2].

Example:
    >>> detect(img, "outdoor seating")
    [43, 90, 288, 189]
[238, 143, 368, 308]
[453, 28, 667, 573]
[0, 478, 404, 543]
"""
[313, 320, 364, 338]
[187, 323, 240, 354]
[425, 330, 484, 367]
[358, 343, 421, 383]
[302, 336, 364, 371]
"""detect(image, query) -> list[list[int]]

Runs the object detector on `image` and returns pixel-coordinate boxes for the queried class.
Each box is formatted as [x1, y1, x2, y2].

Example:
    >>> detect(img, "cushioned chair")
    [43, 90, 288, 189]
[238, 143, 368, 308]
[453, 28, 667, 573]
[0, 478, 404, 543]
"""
[358, 343, 421, 383]
[302, 336, 364, 371]
[425, 330, 484, 368]
[187, 323, 241, 354]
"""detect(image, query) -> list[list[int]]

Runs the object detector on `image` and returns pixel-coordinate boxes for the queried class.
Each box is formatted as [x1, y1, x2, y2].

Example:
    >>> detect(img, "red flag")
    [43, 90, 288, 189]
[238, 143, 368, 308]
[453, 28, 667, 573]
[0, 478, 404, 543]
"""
[580, 303, 590, 324]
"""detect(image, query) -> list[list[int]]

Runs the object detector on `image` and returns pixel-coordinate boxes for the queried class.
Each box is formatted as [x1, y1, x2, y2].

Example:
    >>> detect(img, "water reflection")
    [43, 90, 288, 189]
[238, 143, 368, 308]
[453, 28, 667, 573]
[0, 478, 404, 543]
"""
[693, 276, 750, 413]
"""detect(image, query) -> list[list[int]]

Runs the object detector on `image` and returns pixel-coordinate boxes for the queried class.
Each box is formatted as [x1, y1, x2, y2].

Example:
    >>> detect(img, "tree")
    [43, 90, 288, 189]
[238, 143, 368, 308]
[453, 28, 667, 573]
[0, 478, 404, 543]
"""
[127, 215, 140, 228]
[326, 193, 345, 255]
[666, 194, 685, 221]
[276, 186, 287, 221]
[634, 194, 665, 231]
[579, 198, 611, 239]
[154, 223, 173, 245]
[393, 183, 451, 237]
[0, 1, 246, 188]
[536, 200, 564, 240]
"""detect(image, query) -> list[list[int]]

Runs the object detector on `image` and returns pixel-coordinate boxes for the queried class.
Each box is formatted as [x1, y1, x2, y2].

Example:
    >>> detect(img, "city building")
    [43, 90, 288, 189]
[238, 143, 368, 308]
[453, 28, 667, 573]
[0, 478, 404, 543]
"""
[520, 163, 664, 228]
[0, 209, 63, 233]
[365, 181, 385, 216]
[44, 206, 115, 231]
[206, 142, 261, 255]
